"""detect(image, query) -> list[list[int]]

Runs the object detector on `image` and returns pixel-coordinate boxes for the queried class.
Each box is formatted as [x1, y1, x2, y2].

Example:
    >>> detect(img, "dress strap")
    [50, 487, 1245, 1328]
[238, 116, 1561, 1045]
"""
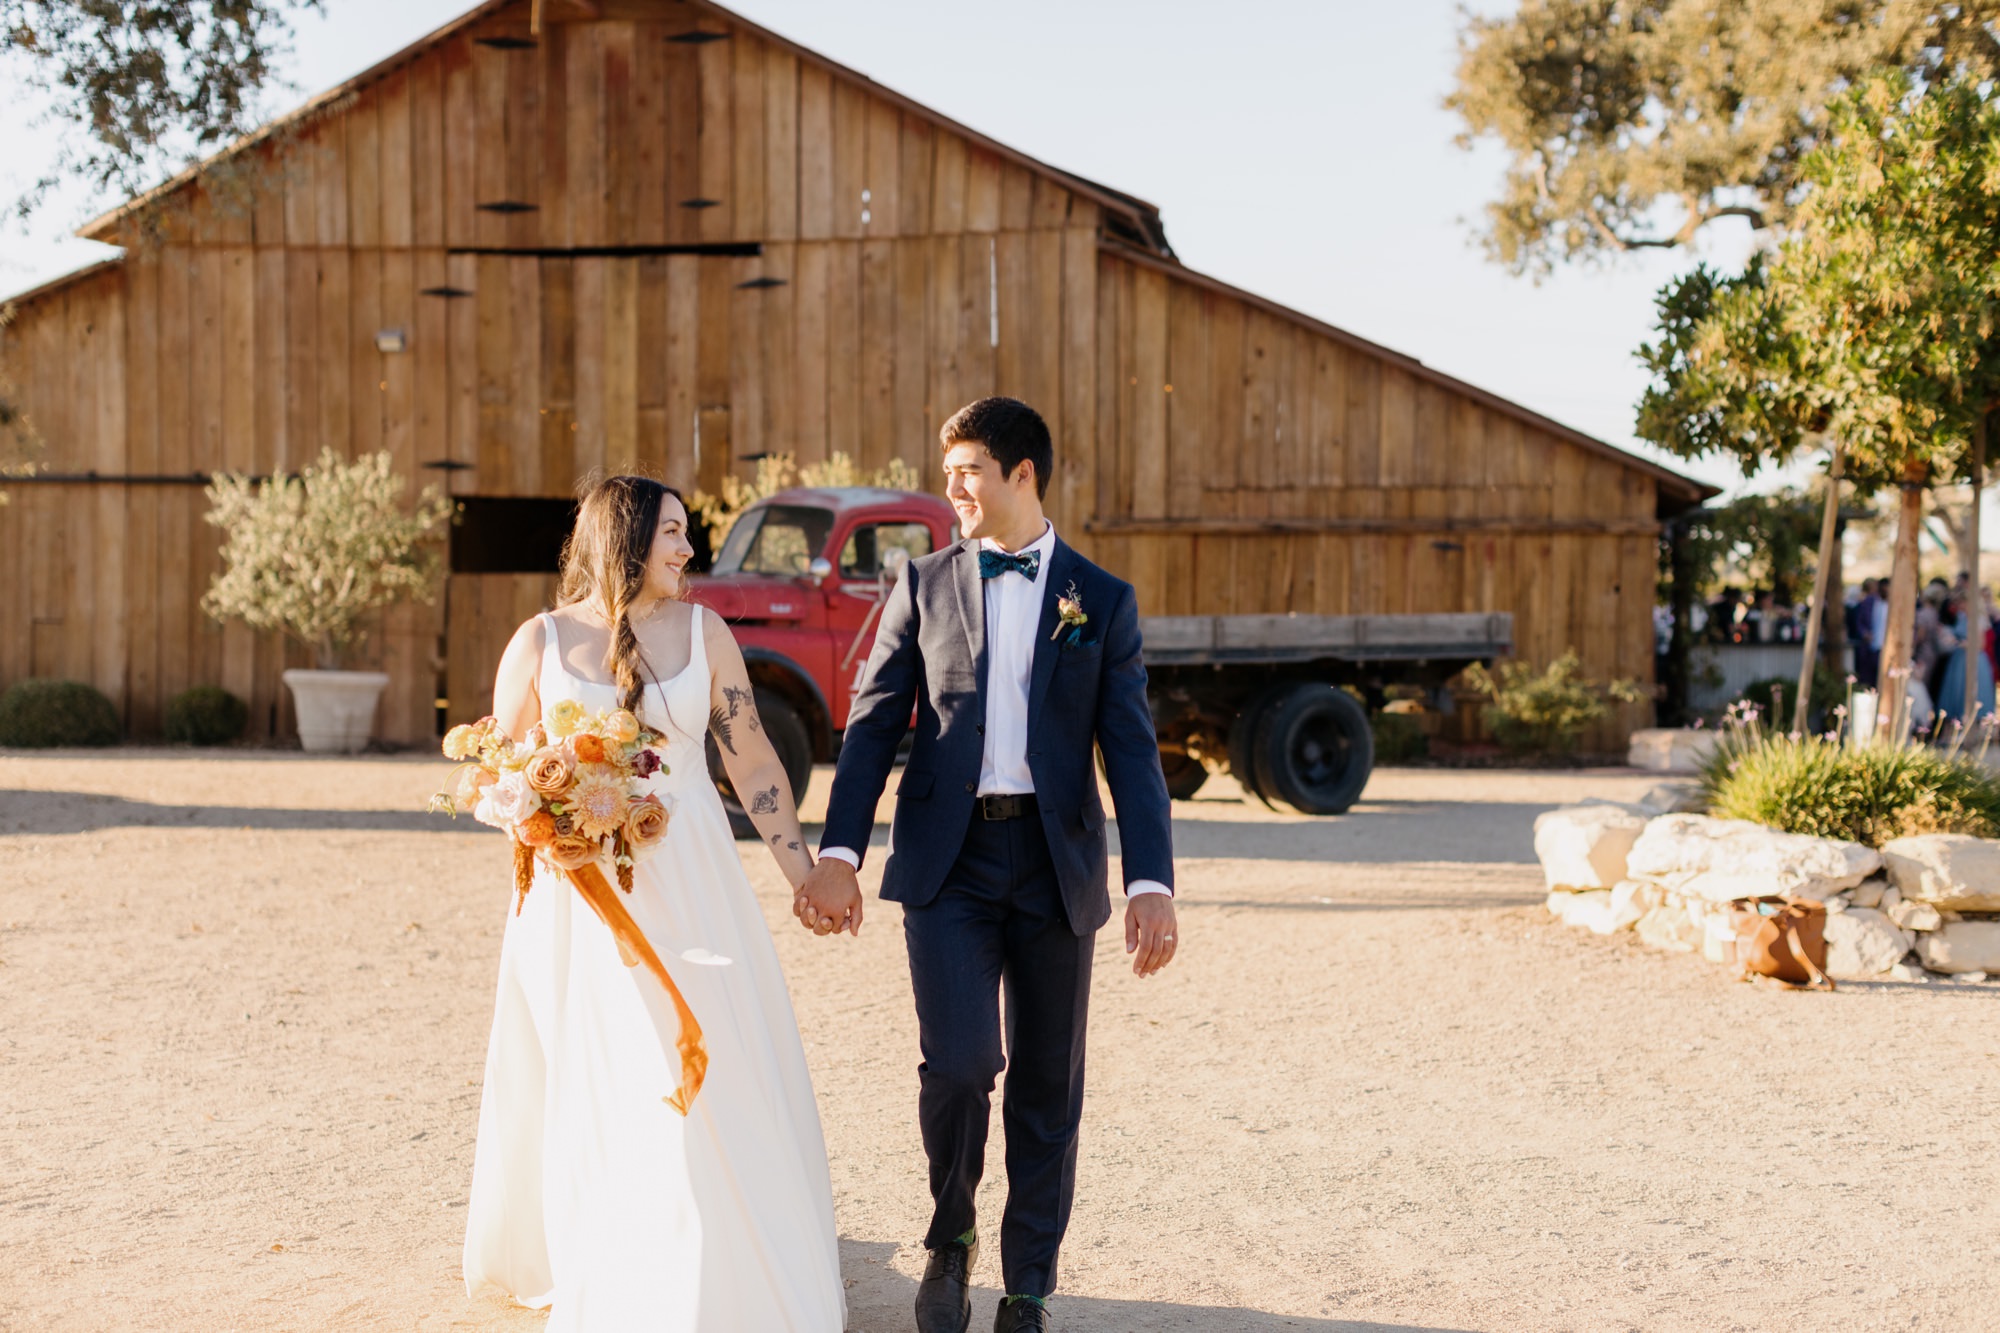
[537, 612, 565, 692]
[686, 602, 711, 689]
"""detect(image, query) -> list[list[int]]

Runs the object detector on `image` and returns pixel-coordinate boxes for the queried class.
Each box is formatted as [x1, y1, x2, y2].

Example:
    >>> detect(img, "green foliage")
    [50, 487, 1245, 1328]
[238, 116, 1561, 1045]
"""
[1459, 651, 1646, 754]
[1729, 673, 1848, 733]
[4, 0, 318, 216]
[1671, 487, 1825, 602]
[1370, 710, 1429, 764]
[163, 685, 248, 746]
[1448, 0, 2000, 274]
[688, 450, 925, 552]
[1701, 728, 2000, 847]
[202, 447, 452, 669]
[0, 678, 121, 748]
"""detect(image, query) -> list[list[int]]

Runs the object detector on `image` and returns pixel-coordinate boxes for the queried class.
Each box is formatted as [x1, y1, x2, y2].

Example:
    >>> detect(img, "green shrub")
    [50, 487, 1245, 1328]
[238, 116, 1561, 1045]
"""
[1371, 710, 1429, 763]
[1460, 651, 1646, 754]
[0, 679, 121, 748]
[1728, 672, 1847, 732]
[164, 686, 249, 746]
[1700, 728, 2000, 847]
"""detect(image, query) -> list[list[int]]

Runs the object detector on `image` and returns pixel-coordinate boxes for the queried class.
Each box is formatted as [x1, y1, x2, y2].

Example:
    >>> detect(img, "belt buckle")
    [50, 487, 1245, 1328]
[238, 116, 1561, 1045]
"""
[980, 794, 1015, 821]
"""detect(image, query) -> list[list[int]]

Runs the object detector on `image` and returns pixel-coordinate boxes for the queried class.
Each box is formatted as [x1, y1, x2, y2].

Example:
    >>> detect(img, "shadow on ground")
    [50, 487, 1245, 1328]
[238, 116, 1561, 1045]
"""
[838, 1238, 1476, 1333]
[0, 790, 458, 835]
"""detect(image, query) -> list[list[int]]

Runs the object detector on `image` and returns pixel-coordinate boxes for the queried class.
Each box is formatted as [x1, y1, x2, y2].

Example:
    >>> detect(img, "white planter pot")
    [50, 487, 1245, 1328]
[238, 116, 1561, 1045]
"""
[283, 669, 391, 753]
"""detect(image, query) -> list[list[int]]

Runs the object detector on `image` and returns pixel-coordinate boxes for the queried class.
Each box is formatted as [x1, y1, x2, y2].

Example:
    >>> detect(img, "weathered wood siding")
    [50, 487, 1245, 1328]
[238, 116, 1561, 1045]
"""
[0, 0, 1673, 747]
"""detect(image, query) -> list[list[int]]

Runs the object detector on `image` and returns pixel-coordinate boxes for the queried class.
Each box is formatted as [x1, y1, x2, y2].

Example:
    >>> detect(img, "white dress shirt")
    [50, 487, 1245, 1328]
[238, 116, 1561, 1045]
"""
[822, 521, 1168, 897]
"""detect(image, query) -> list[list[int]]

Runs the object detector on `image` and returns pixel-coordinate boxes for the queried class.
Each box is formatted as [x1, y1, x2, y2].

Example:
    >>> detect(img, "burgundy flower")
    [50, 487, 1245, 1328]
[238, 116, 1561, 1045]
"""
[633, 747, 662, 779]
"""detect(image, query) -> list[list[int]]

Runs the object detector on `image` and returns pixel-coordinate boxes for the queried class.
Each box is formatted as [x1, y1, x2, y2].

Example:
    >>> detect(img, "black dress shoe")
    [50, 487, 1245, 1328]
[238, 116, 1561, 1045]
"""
[993, 1298, 1049, 1332]
[914, 1238, 977, 1333]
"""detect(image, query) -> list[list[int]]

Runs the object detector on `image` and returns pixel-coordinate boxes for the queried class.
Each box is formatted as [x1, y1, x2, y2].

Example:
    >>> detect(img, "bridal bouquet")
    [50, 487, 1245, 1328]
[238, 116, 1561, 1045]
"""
[433, 705, 673, 906]
[431, 705, 707, 1114]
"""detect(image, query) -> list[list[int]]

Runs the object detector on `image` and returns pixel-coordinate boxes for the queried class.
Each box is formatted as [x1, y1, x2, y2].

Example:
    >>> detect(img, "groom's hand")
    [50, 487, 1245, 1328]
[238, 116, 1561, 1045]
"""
[1125, 893, 1178, 977]
[796, 858, 864, 937]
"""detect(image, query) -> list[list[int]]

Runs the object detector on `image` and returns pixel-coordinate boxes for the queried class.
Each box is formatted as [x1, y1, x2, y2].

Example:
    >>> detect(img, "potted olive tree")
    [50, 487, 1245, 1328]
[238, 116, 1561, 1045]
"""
[203, 448, 453, 752]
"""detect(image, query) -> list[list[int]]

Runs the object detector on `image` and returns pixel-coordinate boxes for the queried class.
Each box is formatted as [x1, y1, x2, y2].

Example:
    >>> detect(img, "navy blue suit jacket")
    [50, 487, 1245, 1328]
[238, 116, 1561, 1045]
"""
[818, 533, 1174, 935]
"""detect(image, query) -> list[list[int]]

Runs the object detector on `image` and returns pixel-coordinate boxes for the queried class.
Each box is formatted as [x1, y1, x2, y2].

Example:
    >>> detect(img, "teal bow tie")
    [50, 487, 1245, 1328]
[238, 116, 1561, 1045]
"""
[978, 548, 1041, 581]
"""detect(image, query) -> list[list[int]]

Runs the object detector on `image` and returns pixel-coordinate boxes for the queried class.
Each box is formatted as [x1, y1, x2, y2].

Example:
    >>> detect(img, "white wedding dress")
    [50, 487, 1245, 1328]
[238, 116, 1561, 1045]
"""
[463, 608, 846, 1331]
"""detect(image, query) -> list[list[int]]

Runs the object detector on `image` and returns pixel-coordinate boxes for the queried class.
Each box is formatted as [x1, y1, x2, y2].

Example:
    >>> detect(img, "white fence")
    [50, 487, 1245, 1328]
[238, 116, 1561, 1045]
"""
[1688, 644, 1854, 714]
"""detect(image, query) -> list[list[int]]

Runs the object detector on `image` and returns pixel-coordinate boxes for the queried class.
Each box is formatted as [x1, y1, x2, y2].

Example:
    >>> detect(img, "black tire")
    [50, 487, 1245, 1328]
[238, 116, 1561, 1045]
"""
[1252, 683, 1373, 816]
[1158, 749, 1210, 801]
[709, 688, 814, 840]
[1225, 685, 1291, 810]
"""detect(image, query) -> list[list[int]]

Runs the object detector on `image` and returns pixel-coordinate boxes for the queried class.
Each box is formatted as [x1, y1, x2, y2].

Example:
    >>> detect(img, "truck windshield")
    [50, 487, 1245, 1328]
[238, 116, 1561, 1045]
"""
[711, 505, 836, 577]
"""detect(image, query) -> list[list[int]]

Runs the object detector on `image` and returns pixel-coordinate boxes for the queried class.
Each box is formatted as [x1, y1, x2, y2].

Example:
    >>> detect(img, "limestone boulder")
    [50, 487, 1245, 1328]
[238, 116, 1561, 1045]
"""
[1635, 903, 1700, 954]
[1824, 907, 1913, 980]
[1627, 728, 1719, 774]
[1886, 896, 1944, 932]
[1638, 781, 1705, 816]
[1533, 804, 1649, 892]
[1879, 835, 2000, 912]
[1914, 921, 2000, 974]
[1850, 878, 1887, 909]
[1625, 814, 1882, 904]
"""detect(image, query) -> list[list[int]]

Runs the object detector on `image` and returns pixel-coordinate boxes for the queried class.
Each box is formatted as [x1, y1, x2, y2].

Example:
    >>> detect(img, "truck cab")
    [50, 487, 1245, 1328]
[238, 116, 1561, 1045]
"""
[689, 486, 958, 826]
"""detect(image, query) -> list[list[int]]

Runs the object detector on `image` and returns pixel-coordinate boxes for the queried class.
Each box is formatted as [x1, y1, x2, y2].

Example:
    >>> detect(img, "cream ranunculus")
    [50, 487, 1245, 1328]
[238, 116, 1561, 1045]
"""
[442, 723, 476, 760]
[524, 748, 575, 798]
[545, 698, 586, 739]
[601, 709, 641, 746]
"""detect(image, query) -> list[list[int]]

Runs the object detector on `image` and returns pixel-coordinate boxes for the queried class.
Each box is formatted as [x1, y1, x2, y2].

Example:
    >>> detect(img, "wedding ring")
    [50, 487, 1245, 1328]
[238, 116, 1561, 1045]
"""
[1162, 934, 1175, 941]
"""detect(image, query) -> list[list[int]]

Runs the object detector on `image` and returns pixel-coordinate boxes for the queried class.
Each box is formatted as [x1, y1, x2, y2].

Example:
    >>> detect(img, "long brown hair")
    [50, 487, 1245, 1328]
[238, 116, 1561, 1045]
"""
[557, 475, 685, 712]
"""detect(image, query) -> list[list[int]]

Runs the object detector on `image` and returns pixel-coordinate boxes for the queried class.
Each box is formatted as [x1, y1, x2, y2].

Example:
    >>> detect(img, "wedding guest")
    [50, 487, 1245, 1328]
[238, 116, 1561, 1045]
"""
[1852, 579, 1882, 687]
[1940, 587, 1994, 724]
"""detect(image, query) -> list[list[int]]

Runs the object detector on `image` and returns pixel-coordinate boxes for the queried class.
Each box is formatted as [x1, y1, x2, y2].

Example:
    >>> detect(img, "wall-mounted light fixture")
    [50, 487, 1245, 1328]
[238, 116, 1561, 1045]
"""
[375, 329, 408, 353]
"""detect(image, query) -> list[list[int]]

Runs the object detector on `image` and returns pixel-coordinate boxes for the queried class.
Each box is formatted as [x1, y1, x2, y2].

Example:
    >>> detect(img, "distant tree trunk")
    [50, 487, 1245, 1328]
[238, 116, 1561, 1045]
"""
[1793, 444, 1844, 734]
[1964, 414, 1987, 725]
[1880, 459, 1930, 736]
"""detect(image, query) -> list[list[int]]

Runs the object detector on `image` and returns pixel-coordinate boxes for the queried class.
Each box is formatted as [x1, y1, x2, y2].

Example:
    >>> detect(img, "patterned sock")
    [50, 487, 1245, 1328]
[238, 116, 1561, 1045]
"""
[1003, 1295, 1046, 1308]
[952, 1228, 977, 1248]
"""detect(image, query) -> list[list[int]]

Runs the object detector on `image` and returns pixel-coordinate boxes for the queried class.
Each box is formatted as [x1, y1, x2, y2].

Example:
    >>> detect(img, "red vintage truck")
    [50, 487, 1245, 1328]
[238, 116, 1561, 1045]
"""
[690, 487, 1512, 834]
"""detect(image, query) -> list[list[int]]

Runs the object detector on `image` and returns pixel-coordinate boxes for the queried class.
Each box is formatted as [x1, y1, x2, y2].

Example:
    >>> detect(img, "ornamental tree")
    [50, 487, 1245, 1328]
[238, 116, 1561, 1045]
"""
[1449, 0, 2000, 274]
[1637, 73, 2000, 731]
[202, 448, 453, 669]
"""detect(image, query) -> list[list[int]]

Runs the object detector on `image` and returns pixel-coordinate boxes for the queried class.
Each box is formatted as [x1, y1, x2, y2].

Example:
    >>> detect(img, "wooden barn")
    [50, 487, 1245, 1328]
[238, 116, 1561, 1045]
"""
[0, 0, 1709, 749]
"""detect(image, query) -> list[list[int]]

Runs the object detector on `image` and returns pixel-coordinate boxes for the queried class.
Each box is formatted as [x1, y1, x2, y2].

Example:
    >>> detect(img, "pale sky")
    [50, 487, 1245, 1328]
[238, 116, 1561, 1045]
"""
[0, 0, 1759, 493]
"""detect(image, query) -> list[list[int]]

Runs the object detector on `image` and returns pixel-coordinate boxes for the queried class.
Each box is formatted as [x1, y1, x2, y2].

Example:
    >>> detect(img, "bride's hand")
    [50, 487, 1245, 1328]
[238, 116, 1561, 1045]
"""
[795, 858, 863, 937]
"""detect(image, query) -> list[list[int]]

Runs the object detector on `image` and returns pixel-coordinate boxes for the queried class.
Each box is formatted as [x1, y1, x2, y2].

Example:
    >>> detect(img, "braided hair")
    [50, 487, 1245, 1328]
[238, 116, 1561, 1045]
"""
[556, 475, 686, 713]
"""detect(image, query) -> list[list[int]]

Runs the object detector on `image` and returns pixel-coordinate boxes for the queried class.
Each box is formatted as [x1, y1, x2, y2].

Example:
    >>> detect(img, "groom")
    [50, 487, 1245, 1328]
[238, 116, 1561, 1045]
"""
[798, 396, 1177, 1333]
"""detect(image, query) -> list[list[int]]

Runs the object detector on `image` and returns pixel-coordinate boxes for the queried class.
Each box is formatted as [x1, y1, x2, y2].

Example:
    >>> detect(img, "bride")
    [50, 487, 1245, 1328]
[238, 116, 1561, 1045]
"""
[462, 475, 846, 1330]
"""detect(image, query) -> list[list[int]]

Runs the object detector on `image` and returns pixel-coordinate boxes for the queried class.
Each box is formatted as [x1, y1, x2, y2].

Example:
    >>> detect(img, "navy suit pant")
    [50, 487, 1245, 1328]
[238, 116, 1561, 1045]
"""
[903, 810, 1095, 1300]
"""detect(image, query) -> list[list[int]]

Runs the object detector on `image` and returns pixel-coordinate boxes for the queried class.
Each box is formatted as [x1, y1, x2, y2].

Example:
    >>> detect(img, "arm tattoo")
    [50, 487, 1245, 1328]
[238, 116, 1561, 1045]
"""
[708, 705, 736, 755]
[786, 840, 800, 850]
[723, 684, 751, 718]
[750, 783, 780, 816]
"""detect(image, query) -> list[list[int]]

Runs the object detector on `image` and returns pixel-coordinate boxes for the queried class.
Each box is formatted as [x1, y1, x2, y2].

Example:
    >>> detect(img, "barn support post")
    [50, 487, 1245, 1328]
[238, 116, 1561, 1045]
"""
[1662, 510, 1698, 726]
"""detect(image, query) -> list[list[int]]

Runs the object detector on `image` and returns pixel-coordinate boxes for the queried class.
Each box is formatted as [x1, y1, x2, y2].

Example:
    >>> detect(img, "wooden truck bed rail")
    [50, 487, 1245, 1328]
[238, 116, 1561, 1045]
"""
[1138, 612, 1514, 666]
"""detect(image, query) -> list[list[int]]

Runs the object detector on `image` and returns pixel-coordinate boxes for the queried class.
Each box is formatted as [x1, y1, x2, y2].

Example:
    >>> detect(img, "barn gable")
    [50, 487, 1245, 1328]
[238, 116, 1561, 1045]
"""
[0, 0, 1709, 747]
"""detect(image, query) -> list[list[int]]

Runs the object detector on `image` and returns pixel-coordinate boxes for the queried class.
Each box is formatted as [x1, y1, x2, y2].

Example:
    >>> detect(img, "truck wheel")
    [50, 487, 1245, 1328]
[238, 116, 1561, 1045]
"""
[708, 688, 814, 840]
[1158, 750, 1209, 801]
[1225, 685, 1291, 810]
[1252, 683, 1373, 815]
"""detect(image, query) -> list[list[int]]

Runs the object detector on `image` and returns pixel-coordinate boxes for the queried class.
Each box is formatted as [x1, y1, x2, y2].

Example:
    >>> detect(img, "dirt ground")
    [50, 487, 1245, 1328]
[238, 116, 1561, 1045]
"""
[2, 752, 1997, 1333]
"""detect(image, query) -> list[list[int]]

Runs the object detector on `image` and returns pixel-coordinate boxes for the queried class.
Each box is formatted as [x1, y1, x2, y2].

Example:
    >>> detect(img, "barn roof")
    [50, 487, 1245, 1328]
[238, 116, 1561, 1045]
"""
[30, 0, 1711, 508]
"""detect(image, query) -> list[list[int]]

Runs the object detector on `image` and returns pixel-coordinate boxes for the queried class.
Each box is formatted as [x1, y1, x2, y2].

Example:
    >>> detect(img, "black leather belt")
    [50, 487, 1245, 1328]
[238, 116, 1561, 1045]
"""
[978, 792, 1037, 821]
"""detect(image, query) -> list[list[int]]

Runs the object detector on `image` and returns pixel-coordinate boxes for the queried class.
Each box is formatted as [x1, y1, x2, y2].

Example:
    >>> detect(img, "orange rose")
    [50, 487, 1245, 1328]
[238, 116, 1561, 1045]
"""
[624, 795, 671, 852]
[517, 809, 557, 846]
[546, 833, 598, 869]
[570, 733, 607, 764]
[525, 749, 575, 797]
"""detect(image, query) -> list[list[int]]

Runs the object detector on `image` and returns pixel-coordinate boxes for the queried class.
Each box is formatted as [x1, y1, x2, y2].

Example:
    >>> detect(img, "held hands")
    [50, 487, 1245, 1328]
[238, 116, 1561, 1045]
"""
[795, 857, 864, 938]
[1125, 892, 1178, 977]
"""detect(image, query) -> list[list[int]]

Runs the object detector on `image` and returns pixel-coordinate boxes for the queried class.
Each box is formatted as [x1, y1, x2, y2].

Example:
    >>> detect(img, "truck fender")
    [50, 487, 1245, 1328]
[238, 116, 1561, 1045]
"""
[739, 647, 834, 754]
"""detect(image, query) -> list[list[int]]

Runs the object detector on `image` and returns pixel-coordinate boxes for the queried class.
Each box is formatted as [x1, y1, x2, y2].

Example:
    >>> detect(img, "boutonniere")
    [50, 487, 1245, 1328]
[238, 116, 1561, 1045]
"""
[1052, 581, 1089, 646]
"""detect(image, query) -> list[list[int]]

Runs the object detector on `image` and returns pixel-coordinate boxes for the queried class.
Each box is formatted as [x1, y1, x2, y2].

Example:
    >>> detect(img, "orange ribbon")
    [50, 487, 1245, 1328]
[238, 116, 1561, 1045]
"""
[561, 861, 709, 1116]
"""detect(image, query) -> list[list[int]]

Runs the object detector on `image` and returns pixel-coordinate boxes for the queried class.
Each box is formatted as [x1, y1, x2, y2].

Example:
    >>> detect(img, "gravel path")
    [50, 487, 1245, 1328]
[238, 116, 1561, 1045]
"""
[2, 752, 1995, 1332]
